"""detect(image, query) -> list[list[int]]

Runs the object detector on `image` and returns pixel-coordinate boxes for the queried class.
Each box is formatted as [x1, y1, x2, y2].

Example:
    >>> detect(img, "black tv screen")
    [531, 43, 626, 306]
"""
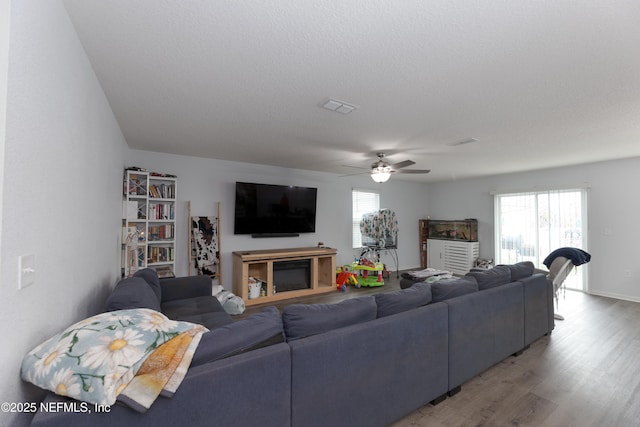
[234, 182, 317, 235]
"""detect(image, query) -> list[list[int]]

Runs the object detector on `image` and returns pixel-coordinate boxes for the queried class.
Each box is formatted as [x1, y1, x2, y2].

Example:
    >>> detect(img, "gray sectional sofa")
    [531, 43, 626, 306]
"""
[104, 268, 235, 330]
[30, 263, 553, 427]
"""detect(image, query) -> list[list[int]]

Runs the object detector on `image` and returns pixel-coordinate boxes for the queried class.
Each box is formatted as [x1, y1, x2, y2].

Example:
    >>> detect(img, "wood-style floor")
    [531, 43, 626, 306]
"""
[236, 272, 640, 426]
[394, 289, 640, 427]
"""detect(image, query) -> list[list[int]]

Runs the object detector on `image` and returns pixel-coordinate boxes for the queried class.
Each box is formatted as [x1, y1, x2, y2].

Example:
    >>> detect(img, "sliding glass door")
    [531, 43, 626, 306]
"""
[494, 189, 588, 290]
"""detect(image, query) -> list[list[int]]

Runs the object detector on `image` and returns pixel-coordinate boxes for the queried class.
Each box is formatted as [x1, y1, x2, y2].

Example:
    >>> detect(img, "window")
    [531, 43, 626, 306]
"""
[352, 189, 379, 248]
[494, 188, 588, 290]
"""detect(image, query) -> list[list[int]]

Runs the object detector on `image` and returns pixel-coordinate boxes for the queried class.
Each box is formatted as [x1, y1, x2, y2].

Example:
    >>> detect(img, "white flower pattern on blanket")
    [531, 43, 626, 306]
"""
[82, 328, 145, 371]
[21, 309, 206, 409]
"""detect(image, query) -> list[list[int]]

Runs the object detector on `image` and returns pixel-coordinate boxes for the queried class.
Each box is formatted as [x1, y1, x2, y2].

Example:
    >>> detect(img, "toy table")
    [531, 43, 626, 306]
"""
[350, 262, 385, 287]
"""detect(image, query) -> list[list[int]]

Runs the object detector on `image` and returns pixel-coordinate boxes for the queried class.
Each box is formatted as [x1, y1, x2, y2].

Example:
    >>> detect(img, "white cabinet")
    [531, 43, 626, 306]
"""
[427, 239, 479, 275]
[427, 239, 446, 271]
[122, 169, 177, 278]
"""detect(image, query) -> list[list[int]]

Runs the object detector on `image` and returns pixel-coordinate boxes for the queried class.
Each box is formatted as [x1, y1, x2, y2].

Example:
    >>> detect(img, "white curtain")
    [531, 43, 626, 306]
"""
[494, 188, 588, 290]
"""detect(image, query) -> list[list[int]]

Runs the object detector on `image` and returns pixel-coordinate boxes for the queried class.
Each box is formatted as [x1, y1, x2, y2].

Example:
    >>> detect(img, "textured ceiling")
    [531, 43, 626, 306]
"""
[63, 0, 640, 183]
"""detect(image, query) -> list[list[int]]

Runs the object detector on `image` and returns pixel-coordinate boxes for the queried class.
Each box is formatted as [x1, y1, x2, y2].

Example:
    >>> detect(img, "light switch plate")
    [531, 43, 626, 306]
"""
[19, 253, 35, 290]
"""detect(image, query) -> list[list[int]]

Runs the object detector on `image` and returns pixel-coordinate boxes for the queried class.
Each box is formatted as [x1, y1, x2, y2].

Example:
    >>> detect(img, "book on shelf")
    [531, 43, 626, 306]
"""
[149, 185, 159, 198]
[148, 246, 174, 263]
[148, 224, 174, 241]
[149, 183, 175, 199]
[149, 203, 175, 220]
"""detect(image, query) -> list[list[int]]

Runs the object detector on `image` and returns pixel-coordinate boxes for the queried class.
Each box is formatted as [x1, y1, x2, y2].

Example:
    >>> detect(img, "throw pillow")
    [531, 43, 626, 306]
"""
[505, 261, 535, 281]
[431, 277, 479, 302]
[465, 265, 512, 290]
[374, 282, 432, 318]
[191, 306, 284, 366]
[282, 296, 377, 341]
[105, 277, 161, 312]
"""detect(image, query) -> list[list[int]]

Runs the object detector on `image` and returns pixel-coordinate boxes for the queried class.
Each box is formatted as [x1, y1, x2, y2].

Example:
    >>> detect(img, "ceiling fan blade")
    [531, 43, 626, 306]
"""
[339, 171, 371, 178]
[394, 169, 431, 174]
[341, 164, 370, 170]
[390, 159, 415, 169]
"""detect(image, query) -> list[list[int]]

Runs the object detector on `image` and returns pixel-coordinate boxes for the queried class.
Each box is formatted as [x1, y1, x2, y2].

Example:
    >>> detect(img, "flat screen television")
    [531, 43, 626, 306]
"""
[234, 182, 317, 236]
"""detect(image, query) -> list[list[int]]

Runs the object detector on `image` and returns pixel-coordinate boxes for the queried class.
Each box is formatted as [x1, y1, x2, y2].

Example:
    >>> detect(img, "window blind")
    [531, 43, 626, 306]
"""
[352, 189, 379, 248]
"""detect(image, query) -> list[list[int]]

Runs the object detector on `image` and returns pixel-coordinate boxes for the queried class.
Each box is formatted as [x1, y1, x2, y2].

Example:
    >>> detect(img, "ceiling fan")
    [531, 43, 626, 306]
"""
[352, 152, 431, 183]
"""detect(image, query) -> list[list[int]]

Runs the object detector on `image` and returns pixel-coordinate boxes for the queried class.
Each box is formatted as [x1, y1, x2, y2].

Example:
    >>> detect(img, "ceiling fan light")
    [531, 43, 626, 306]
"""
[371, 170, 391, 183]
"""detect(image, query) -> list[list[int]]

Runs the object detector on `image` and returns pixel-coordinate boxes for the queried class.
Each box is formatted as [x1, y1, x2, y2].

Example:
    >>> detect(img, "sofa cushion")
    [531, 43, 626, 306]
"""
[374, 282, 432, 318]
[105, 277, 161, 312]
[160, 275, 212, 302]
[505, 261, 535, 281]
[133, 268, 162, 301]
[465, 265, 512, 290]
[431, 277, 479, 303]
[161, 296, 232, 329]
[161, 295, 226, 318]
[282, 296, 377, 341]
[172, 311, 234, 330]
[191, 307, 284, 366]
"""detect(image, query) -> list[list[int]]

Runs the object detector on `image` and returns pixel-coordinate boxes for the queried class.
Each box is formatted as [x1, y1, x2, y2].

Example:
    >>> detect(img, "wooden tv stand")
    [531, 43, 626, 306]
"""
[233, 247, 337, 306]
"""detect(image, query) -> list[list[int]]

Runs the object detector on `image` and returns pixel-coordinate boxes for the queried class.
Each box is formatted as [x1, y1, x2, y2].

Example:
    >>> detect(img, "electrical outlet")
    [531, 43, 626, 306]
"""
[18, 254, 36, 290]
[624, 270, 632, 279]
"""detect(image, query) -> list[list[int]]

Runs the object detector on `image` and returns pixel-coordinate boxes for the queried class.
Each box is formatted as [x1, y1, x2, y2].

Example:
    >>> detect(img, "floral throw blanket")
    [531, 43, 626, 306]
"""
[21, 309, 207, 412]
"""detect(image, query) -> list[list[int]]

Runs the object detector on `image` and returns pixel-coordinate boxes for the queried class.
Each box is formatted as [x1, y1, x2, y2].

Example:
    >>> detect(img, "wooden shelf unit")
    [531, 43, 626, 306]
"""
[233, 247, 337, 306]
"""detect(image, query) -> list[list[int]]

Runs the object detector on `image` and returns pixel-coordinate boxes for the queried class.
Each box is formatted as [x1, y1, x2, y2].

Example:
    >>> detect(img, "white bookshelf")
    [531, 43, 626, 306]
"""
[122, 169, 177, 278]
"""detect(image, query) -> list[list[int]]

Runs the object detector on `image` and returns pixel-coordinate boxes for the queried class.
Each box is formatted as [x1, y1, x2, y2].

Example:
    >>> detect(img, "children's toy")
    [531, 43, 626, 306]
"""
[336, 265, 360, 291]
[350, 259, 385, 287]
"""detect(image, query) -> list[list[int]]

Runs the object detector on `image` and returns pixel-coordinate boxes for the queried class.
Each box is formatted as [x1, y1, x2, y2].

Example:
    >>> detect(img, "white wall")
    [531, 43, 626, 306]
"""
[427, 157, 640, 302]
[126, 149, 429, 288]
[1, 0, 10, 286]
[1, 2, 127, 425]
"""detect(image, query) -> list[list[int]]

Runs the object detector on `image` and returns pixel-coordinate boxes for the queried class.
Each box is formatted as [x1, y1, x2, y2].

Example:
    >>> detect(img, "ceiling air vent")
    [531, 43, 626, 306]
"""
[321, 98, 358, 115]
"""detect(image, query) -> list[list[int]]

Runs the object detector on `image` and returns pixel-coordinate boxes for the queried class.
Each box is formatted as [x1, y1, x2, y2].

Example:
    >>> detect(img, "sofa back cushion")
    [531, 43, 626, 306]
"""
[132, 268, 162, 301]
[465, 265, 512, 290]
[431, 277, 479, 303]
[505, 261, 535, 281]
[105, 277, 161, 312]
[374, 282, 432, 318]
[160, 275, 212, 302]
[191, 306, 284, 366]
[282, 296, 377, 341]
